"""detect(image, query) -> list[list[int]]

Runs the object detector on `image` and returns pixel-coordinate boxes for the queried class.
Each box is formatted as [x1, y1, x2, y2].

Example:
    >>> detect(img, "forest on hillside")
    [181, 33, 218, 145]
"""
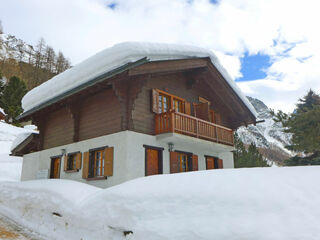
[0, 20, 71, 90]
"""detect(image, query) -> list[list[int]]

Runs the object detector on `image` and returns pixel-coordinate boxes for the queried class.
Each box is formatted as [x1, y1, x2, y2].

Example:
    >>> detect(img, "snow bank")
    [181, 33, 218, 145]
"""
[0, 166, 320, 240]
[0, 122, 35, 181]
[22, 42, 257, 117]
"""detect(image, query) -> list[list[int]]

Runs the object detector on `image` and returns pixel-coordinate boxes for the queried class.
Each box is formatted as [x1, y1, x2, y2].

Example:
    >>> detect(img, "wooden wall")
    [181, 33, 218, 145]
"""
[41, 87, 122, 150]
[43, 107, 74, 149]
[79, 88, 121, 141]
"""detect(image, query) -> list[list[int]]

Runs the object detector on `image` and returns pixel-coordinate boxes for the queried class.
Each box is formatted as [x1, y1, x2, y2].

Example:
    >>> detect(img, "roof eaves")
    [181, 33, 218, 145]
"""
[17, 57, 149, 120]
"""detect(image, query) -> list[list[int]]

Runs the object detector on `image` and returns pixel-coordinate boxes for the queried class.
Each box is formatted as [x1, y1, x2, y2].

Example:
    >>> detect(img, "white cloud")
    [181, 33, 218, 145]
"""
[1, 0, 320, 113]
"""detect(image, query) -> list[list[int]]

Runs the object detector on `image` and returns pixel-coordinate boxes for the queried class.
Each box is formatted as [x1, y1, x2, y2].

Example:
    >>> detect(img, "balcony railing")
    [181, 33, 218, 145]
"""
[155, 110, 234, 146]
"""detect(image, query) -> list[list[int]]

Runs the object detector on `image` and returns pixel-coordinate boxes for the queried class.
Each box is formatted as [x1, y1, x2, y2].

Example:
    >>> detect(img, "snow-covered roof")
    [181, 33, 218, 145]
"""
[21, 42, 257, 118]
[10, 131, 38, 152]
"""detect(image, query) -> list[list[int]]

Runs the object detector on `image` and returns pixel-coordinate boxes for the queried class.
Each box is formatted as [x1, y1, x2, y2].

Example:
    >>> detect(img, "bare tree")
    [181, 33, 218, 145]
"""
[44, 46, 55, 72]
[34, 38, 46, 69]
[55, 51, 70, 74]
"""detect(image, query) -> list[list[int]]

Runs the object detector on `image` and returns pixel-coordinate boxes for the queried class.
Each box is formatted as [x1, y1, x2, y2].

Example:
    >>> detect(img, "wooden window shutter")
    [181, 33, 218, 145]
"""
[192, 154, 198, 171]
[193, 102, 210, 121]
[152, 89, 159, 113]
[63, 155, 68, 171]
[170, 151, 179, 173]
[104, 147, 114, 177]
[215, 113, 222, 125]
[218, 159, 223, 169]
[82, 151, 90, 179]
[75, 152, 82, 170]
[184, 102, 191, 115]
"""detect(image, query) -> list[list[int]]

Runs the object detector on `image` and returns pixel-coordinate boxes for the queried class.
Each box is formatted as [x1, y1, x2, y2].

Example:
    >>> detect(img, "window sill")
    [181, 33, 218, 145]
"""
[65, 170, 78, 173]
[86, 176, 107, 181]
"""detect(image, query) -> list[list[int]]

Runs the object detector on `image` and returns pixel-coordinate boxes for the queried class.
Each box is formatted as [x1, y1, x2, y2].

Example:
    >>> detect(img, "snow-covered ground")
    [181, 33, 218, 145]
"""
[0, 121, 35, 181]
[0, 166, 319, 240]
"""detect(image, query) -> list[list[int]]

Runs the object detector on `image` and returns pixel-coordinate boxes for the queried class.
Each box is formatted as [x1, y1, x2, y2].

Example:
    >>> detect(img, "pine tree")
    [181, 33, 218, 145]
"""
[234, 133, 269, 168]
[0, 20, 3, 34]
[0, 76, 27, 125]
[272, 90, 320, 165]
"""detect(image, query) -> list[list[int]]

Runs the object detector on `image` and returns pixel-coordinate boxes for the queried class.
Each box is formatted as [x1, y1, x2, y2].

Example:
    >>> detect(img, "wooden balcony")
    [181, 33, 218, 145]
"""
[155, 110, 234, 146]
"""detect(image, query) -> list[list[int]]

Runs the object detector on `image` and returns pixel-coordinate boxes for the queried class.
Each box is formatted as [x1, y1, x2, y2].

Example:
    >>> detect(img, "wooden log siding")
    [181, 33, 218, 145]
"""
[155, 111, 234, 145]
[43, 107, 74, 149]
[79, 88, 122, 141]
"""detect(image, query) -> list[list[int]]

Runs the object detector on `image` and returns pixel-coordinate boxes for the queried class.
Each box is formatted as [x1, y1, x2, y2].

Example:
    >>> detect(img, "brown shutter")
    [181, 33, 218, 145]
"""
[184, 102, 191, 115]
[152, 89, 159, 113]
[170, 151, 179, 173]
[210, 110, 215, 123]
[206, 157, 215, 170]
[82, 151, 89, 179]
[215, 113, 222, 125]
[63, 155, 68, 171]
[104, 147, 114, 177]
[218, 159, 223, 169]
[75, 152, 82, 170]
[194, 102, 210, 121]
[192, 154, 198, 171]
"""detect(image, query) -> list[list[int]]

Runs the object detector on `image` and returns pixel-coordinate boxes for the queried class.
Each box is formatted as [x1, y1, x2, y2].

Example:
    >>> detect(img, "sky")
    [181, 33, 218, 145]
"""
[1, 0, 320, 113]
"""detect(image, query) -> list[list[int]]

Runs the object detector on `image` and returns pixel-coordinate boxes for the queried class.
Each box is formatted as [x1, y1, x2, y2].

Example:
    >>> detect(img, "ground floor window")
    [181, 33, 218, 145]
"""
[177, 152, 189, 172]
[82, 147, 114, 179]
[170, 151, 198, 173]
[67, 154, 77, 171]
[206, 156, 223, 169]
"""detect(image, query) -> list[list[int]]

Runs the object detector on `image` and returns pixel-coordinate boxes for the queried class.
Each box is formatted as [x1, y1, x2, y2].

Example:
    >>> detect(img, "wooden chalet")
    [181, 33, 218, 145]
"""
[13, 42, 256, 187]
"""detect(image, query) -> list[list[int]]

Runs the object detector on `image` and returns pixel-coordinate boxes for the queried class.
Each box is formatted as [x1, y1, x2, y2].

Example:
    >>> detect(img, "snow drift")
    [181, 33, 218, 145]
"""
[0, 166, 319, 240]
[21, 42, 257, 117]
[0, 122, 35, 181]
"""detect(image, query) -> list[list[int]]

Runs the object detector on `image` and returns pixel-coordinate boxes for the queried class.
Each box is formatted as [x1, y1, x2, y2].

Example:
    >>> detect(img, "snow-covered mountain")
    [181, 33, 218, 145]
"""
[237, 97, 292, 165]
[0, 33, 35, 63]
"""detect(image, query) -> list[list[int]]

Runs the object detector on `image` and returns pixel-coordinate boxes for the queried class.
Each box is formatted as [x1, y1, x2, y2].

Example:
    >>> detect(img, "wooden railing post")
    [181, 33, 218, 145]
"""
[196, 118, 199, 138]
[170, 110, 175, 133]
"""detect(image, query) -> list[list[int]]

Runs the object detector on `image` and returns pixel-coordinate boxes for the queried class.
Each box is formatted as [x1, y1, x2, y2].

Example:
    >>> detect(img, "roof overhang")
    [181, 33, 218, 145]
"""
[11, 133, 39, 157]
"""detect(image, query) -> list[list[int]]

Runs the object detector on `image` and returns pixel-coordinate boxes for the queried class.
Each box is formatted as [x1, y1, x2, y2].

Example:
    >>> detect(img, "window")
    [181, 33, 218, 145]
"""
[170, 151, 198, 173]
[206, 156, 223, 169]
[64, 152, 82, 172]
[153, 89, 186, 114]
[94, 150, 104, 177]
[177, 152, 189, 172]
[158, 94, 170, 113]
[82, 147, 114, 179]
[67, 154, 77, 171]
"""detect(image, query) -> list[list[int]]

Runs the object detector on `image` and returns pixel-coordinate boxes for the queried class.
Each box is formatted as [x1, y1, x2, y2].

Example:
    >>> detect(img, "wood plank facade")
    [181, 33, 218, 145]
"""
[23, 58, 255, 151]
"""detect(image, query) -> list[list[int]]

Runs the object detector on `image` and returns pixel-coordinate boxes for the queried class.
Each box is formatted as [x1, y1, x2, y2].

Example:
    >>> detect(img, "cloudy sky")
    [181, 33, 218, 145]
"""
[1, 0, 320, 113]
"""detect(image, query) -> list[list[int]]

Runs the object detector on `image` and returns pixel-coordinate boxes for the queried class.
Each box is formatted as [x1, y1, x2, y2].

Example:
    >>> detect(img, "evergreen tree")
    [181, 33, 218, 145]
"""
[234, 133, 269, 168]
[0, 76, 27, 125]
[272, 90, 320, 165]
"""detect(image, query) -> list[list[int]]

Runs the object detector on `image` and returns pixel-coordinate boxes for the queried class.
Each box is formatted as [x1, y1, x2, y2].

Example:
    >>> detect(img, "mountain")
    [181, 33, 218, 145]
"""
[237, 96, 292, 165]
[0, 33, 70, 89]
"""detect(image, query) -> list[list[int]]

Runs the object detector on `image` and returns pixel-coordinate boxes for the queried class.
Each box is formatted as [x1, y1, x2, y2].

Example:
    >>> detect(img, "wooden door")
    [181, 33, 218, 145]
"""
[146, 149, 159, 176]
[50, 157, 61, 179]
[206, 157, 215, 170]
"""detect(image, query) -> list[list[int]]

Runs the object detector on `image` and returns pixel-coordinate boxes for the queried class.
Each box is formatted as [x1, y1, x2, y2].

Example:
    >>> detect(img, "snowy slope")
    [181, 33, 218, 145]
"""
[0, 167, 320, 240]
[237, 97, 292, 164]
[0, 122, 35, 181]
[21, 42, 257, 118]
[0, 33, 34, 63]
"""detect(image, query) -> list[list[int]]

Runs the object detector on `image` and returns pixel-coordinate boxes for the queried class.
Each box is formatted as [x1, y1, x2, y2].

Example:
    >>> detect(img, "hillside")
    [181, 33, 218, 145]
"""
[0, 33, 70, 90]
[237, 97, 292, 165]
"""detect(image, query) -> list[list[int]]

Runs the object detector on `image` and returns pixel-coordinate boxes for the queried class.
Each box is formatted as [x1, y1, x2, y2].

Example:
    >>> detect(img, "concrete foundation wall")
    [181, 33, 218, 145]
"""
[21, 131, 234, 188]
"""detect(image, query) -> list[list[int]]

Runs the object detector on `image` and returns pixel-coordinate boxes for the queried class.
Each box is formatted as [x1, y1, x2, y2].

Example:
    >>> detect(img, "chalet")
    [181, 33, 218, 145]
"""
[12, 42, 257, 188]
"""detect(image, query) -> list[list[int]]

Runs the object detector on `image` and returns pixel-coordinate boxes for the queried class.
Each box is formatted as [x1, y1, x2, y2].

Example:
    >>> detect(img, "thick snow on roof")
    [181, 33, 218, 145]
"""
[0, 167, 320, 239]
[22, 42, 257, 117]
[10, 131, 37, 152]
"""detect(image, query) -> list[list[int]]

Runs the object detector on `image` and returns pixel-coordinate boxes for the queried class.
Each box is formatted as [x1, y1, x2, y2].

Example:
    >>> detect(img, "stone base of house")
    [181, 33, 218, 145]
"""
[21, 130, 235, 188]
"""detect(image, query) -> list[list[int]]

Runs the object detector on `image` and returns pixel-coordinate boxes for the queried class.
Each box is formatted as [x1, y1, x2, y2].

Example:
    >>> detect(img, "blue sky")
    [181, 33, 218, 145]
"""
[237, 53, 271, 82]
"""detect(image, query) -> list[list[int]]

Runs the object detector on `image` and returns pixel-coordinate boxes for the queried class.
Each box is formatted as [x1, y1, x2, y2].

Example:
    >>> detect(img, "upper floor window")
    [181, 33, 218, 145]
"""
[153, 89, 186, 114]
[63, 152, 82, 172]
[67, 154, 77, 171]
[93, 149, 105, 177]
